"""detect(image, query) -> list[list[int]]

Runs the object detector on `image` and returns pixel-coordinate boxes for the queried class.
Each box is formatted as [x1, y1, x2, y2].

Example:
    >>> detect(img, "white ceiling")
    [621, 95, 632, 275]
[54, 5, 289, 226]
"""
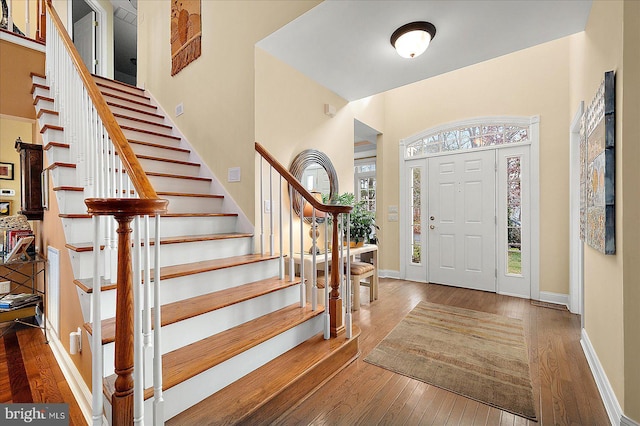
[257, 0, 593, 102]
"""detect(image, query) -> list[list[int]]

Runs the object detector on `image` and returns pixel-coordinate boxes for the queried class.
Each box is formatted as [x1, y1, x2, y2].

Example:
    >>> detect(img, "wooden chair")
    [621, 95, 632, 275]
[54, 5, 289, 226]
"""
[347, 261, 377, 310]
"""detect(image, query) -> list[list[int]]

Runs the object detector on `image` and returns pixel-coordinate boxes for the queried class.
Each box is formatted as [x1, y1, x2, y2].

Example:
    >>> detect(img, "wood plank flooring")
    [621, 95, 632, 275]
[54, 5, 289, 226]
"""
[0, 279, 608, 425]
[274, 278, 609, 425]
[0, 322, 85, 425]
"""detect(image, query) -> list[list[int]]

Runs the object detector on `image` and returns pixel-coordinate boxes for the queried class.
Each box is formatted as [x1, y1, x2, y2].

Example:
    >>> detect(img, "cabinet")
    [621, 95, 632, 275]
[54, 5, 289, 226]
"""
[15, 139, 44, 221]
[0, 254, 47, 341]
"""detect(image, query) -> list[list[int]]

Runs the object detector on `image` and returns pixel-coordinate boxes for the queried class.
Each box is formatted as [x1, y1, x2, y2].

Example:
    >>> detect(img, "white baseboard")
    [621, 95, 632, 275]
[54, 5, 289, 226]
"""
[46, 324, 94, 425]
[378, 269, 400, 279]
[580, 328, 635, 426]
[538, 291, 569, 308]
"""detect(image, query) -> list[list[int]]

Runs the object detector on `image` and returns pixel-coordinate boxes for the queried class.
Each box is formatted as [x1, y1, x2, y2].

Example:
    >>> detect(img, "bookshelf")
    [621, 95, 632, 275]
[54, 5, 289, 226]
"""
[0, 253, 46, 341]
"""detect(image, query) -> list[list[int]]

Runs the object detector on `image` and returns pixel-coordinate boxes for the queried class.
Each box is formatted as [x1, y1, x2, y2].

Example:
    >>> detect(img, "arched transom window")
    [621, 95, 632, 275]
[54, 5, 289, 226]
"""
[405, 120, 530, 158]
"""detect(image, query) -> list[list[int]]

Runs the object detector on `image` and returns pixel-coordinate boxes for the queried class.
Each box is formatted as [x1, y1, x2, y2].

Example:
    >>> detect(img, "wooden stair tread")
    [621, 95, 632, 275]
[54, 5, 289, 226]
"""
[129, 139, 190, 153]
[120, 125, 181, 140]
[101, 91, 156, 109]
[37, 109, 58, 117]
[44, 142, 69, 150]
[103, 303, 325, 399]
[113, 113, 172, 129]
[96, 81, 150, 100]
[167, 325, 360, 425]
[92, 74, 142, 92]
[86, 275, 302, 343]
[44, 162, 75, 171]
[30, 72, 46, 79]
[67, 232, 252, 252]
[30, 83, 48, 93]
[53, 186, 83, 191]
[156, 191, 222, 199]
[107, 101, 164, 119]
[59, 212, 238, 220]
[40, 124, 63, 133]
[33, 95, 54, 105]
[74, 276, 117, 293]
[136, 154, 199, 167]
[146, 171, 211, 181]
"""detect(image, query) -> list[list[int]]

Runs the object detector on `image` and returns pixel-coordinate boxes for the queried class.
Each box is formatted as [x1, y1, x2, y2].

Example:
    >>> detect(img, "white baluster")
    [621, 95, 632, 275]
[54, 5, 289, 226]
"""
[24, 0, 29, 38]
[289, 186, 294, 282]
[260, 159, 264, 256]
[143, 216, 152, 348]
[299, 193, 305, 307]
[279, 175, 284, 280]
[345, 214, 352, 339]
[269, 166, 274, 256]
[91, 216, 103, 426]
[152, 214, 165, 426]
[324, 217, 329, 339]
[311, 207, 317, 311]
[133, 216, 144, 425]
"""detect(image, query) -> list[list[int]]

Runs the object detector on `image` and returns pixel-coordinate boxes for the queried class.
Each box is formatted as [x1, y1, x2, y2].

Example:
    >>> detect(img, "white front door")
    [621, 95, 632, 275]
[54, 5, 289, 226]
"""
[427, 150, 496, 292]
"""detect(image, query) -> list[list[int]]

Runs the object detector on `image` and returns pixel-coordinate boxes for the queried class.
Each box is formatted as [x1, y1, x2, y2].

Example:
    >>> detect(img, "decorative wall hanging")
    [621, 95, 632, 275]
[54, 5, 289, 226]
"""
[580, 71, 615, 254]
[171, 0, 202, 76]
[0, 162, 13, 180]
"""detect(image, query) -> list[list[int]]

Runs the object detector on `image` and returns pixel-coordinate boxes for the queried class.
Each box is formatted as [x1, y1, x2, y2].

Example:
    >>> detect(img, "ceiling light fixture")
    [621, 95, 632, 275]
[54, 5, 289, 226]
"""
[390, 21, 437, 59]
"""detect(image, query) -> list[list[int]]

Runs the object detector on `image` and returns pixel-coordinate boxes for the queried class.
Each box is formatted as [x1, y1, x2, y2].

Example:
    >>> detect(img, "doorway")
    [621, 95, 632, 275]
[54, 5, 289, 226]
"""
[400, 117, 538, 298]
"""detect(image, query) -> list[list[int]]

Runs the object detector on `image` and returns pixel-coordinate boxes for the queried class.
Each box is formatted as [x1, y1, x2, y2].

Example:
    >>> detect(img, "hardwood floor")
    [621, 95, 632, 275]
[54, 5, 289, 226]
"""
[0, 279, 609, 425]
[275, 278, 609, 425]
[0, 322, 85, 425]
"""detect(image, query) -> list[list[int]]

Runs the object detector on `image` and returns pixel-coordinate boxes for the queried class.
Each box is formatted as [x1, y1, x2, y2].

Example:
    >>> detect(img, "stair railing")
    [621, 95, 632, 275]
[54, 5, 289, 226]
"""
[44, 1, 168, 425]
[255, 142, 354, 339]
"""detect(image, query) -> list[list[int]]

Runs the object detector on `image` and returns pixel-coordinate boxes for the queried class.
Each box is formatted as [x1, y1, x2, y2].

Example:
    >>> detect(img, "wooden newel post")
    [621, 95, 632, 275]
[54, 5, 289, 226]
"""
[329, 213, 344, 337]
[85, 198, 168, 426]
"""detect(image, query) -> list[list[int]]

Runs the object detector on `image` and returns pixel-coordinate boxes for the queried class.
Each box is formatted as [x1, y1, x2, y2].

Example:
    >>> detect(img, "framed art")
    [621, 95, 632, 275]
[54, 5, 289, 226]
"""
[0, 162, 14, 180]
[581, 70, 615, 254]
[0, 200, 10, 216]
[5, 236, 35, 262]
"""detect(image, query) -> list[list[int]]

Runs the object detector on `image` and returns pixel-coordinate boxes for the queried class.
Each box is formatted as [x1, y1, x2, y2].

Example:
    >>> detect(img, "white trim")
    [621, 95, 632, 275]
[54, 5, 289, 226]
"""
[46, 324, 102, 425]
[0, 30, 45, 51]
[538, 291, 569, 308]
[529, 115, 540, 301]
[569, 102, 585, 316]
[623, 416, 640, 426]
[581, 328, 628, 426]
[378, 269, 400, 279]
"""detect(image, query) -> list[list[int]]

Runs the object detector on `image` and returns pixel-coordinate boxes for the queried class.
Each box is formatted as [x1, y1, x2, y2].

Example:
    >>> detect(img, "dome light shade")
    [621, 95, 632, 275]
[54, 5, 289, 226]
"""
[390, 21, 437, 59]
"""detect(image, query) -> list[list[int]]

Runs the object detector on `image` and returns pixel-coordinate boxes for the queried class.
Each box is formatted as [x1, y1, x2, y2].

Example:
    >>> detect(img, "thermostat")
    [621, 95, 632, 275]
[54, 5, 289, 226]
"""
[0, 189, 15, 196]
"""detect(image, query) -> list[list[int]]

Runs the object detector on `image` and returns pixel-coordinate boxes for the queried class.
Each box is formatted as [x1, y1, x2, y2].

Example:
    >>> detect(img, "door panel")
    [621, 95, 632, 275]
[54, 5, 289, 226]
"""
[73, 11, 96, 74]
[428, 150, 496, 292]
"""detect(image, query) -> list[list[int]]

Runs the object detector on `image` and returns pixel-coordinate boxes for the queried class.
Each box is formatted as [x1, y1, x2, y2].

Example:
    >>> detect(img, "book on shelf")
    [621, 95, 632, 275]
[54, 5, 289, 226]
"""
[0, 293, 41, 310]
[5, 229, 34, 253]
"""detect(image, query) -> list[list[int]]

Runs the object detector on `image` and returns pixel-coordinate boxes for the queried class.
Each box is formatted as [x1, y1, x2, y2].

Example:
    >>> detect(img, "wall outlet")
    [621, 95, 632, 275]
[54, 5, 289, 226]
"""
[228, 167, 241, 182]
[264, 200, 271, 214]
[175, 102, 184, 117]
[0, 281, 10, 294]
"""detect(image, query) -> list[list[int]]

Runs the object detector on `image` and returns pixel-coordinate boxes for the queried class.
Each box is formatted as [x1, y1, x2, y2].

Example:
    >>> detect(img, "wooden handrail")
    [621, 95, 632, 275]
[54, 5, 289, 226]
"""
[255, 142, 351, 216]
[44, 0, 158, 200]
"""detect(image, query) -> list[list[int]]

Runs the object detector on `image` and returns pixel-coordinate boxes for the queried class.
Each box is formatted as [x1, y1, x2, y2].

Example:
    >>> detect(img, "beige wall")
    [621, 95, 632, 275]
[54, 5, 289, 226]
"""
[0, 39, 45, 119]
[380, 37, 572, 296]
[254, 48, 386, 253]
[137, 0, 320, 222]
[569, 0, 626, 409]
[5, 0, 38, 39]
[569, 0, 640, 421]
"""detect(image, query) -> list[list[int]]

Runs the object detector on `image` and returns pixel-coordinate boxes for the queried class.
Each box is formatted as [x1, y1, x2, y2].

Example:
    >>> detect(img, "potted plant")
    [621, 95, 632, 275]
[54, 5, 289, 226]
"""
[325, 193, 378, 247]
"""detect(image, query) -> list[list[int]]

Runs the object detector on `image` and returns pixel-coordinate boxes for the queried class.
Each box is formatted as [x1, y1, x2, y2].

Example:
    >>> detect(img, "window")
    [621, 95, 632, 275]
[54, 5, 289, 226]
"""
[410, 167, 421, 264]
[406, 122, 529, 158]
[354, 160, 376, 212]
[506, 156, 522, 275]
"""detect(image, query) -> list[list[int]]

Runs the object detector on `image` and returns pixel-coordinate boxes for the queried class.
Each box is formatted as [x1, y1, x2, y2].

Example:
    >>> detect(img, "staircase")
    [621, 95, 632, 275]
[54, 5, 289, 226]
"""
[32, 72, 360, 424]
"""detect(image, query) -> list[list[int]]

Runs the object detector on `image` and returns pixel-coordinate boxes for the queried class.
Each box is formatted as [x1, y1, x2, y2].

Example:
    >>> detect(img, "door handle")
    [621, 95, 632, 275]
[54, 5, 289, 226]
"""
[429, 225, 435, 230]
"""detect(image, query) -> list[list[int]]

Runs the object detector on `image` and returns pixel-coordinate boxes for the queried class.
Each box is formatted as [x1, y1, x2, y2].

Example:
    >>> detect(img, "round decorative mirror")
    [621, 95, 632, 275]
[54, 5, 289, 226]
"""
[289, 149, 339, 223]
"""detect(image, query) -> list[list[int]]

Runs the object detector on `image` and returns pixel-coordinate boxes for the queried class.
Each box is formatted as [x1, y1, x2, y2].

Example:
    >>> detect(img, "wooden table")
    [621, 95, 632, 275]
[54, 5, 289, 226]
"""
[290, 244, 378, 308]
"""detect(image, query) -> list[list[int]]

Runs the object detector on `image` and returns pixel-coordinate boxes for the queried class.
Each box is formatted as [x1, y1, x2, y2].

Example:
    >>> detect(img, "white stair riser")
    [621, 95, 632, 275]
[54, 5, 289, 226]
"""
[44, 145, 70, 163]
[34, 97, 55, 115]
[49, 166, 76, 187]
[100, 285, 301, 378]
[54, 190, 85, 215]
[163, 195, 223, 214]
[41, 128, 64, 145]
[37, 111, 59, 127]
[147, 175, 211, 194]
[122, 128, 182, 148]
[130, 144, 191, 163]
[61, 215, 239, 243]
[32, 75, 47, 86]
[155, 316, 323, 420]
[102, 93, 157, 114]
[115, 117, 174, 136]
[69, 236, 253, 275]
[99, 86, 151, 105]
[78, 258, 278, 322]
[109, 104, 166, 125]
[137, 157, 200, 177]
[32, 86, 50, 99]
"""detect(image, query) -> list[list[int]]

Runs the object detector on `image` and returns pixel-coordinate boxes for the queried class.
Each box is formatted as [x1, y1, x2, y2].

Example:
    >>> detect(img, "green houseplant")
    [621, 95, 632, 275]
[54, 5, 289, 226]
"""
[324, 193, 378, 246]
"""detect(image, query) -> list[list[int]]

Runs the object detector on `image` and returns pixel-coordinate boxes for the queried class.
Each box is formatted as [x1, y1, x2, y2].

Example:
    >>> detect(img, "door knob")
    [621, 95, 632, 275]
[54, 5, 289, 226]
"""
[429, 225, 435, 230]
[430, 216, 435, 220]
